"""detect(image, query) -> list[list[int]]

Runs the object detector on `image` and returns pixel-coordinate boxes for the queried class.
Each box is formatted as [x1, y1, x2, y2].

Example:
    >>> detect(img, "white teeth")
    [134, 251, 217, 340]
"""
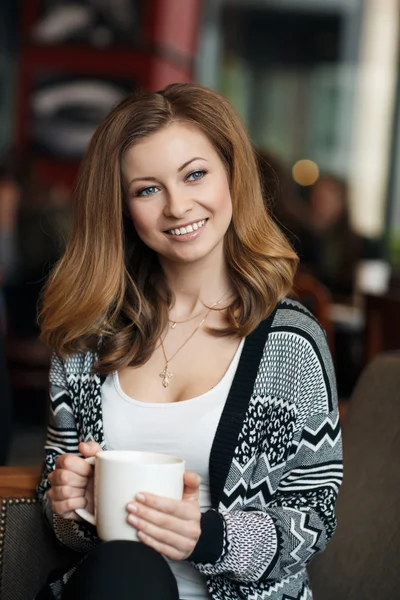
[167, 219, 206, 235]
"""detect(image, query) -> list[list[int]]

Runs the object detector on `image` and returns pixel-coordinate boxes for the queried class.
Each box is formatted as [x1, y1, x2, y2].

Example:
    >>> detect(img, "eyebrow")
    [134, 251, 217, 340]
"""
[128, 157, 206, 187]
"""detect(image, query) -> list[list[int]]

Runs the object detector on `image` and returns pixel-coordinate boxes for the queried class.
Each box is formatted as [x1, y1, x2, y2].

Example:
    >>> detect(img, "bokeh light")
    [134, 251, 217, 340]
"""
[292, 159, 320, 186]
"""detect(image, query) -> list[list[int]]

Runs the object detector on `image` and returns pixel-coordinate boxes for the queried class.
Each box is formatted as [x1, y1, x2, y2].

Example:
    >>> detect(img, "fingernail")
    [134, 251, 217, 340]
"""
[128, 515, 138, 526]
[127, 503, 137, 512]
[136, 493, 146, 503]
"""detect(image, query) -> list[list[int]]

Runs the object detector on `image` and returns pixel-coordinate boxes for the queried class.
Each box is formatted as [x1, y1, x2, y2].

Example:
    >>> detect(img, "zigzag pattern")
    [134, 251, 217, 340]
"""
[284, 510, 321, 577]
[220, 451, 287, 509]
[224, 455, 258, 495]
[240, 572, 310, 599]
[282, 582, 312, 600]
[293, 414, 341, 453]
[37, 301, 342, 600]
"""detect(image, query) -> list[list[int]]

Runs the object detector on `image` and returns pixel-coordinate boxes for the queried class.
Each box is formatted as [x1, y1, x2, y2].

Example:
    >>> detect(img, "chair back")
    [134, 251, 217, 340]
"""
[308, 351, 400, 599]
[0, 467, 79, 600]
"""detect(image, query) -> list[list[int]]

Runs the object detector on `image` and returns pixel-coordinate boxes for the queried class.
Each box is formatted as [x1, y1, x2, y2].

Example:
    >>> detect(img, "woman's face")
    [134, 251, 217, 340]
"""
[122, 122, 233, 268]
[309, 179, 345, 229]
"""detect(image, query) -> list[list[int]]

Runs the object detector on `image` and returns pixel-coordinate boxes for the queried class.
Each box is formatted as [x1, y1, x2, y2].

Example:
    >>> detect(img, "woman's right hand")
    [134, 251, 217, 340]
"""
[47, 441, 101, 520]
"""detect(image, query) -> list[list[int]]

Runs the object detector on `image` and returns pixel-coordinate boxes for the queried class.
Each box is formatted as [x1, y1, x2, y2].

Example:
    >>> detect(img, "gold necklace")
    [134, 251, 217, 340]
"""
[168, 308, 208, 329]
[168, 295, 225, 329]
[159, 291, 228, 387]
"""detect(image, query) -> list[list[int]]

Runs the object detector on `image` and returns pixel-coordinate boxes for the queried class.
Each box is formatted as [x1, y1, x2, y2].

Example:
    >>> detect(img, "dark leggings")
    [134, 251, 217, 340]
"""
[62, 541, 180, 600]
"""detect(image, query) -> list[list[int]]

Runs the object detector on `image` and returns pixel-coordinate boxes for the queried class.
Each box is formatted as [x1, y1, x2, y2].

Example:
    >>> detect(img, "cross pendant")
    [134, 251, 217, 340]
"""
[159, 365, 173, 388]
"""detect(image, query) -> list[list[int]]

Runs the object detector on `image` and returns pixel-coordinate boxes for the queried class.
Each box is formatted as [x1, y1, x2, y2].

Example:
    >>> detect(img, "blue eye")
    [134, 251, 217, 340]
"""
[186, 170, 207, 182]
[135, 186, 159, 197]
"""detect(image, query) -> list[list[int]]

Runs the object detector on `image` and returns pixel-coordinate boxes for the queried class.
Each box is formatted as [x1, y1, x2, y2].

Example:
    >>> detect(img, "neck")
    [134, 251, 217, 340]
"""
[159, 254, 233, 317]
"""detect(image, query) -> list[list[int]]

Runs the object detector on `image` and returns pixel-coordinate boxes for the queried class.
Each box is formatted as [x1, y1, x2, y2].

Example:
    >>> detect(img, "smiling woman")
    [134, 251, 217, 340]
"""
[122, 122, 233, 270]
[36, 83, 342, 600]
[39, 83, 297, 371]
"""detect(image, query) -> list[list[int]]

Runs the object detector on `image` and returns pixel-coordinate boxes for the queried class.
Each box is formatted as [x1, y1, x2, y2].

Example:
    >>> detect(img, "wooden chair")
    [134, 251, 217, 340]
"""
[308, 351, 400, 599]
[0, 465, 41, 498]
[0, 466, 79, 600]
[292, 271, 335, 356]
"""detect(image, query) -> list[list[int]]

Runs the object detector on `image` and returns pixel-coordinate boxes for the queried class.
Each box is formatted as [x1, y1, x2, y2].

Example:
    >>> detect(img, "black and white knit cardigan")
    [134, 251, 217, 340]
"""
[36, 298, 343, 600]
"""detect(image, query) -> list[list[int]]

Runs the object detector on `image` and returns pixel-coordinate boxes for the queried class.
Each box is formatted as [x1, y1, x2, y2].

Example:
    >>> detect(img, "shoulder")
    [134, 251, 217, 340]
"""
[259, 298, 336, 413]
[251, 297, 329, 361]
[49, 349, 98, 384]
[271, 297, 328, 349]
[269, 298, 333, 373]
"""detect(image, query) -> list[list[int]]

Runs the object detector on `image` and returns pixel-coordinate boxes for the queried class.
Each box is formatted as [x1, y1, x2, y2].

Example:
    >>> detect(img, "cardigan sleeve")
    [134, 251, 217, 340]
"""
[36, 353, 101, 553]
[189, 325, 343, 584]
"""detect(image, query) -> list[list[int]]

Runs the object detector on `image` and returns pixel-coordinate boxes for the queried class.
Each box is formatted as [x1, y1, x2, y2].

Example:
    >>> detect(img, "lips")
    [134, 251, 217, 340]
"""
[165, 219, 207, 236]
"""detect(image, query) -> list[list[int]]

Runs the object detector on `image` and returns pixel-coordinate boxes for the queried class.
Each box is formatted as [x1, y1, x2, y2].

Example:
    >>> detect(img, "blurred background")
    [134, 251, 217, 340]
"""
[1, 0, 400, 466]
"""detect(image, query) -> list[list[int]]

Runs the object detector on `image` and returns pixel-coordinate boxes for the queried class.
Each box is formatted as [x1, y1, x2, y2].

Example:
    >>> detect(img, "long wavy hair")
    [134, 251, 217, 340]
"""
[40, 83, 298, 373]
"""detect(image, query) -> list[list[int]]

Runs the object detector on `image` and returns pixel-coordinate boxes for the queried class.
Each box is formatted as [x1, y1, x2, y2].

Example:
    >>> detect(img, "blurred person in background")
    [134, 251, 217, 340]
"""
[256, 165, 384, 304]
[36, 83, 342, 600]
[296, 175, 383, 303]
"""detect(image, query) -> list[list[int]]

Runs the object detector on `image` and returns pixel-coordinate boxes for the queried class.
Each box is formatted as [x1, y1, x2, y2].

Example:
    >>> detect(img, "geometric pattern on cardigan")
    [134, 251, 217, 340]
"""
[36, 299, 343, 600]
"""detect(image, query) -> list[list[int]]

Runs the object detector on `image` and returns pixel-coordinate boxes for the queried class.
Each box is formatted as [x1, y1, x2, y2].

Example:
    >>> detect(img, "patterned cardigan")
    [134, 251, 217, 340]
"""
[36, 298, 343, 600]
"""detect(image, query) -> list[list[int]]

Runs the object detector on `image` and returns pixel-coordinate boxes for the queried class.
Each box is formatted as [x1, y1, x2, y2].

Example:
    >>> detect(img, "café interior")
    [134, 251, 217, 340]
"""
[0, 1, 399, 599]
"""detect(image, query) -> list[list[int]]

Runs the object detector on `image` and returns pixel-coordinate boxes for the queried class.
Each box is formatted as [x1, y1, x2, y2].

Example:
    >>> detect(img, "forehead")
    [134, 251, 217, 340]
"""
[122, 122, 219, 173]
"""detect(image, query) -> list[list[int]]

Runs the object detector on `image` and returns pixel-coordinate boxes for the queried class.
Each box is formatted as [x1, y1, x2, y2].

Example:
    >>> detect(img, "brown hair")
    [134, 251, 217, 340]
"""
[40, 83, 298, 373]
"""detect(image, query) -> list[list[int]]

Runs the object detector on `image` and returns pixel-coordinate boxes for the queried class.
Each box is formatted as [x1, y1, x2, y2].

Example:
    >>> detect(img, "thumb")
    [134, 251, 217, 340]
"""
[183, 471, 201, 501]
[79, 441, 102, 458]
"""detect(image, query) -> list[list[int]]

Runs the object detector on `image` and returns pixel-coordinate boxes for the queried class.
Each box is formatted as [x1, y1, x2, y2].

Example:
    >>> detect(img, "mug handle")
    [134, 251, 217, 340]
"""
[75, 456, 96, 525]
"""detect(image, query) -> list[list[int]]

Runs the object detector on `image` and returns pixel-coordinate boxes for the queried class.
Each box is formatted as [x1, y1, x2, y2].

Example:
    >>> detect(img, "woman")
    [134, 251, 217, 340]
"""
[296, 175, 373, 302]
[37, 83, 342, 600]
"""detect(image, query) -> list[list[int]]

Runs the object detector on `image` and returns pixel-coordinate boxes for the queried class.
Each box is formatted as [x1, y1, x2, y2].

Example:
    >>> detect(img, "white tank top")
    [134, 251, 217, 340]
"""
[102, 338, 245, 600]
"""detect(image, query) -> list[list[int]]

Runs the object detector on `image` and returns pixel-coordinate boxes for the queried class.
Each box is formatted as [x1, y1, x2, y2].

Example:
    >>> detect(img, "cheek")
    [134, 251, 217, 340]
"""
[127, 205, 151, 238]
[211, 179, 232, 217]
[220, 190, 233, 220]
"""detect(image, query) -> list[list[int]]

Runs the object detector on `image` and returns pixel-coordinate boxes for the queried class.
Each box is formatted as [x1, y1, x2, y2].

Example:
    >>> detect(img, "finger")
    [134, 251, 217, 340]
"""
[135, 493, 194, 518]
[137, 529, 193, 561]
[79, 441, 102, 458]
[183, 472, 201, 501]
[50, 495, 88, 516]
[49, 486, 86, 501]
[55, 454, 94, 477]
[129, 517, 197, 556]
[49, 469, 88, 488]
[184, 472, 201, 489]
[127, 502, 198, 533]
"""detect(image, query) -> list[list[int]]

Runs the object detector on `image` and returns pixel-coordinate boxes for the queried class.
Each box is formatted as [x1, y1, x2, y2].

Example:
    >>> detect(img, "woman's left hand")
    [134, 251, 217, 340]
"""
[126, 471, 201, 560]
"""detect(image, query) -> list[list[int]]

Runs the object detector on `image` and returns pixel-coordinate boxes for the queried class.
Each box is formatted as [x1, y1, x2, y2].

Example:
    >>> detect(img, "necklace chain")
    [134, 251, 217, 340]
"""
[168, 307, 209, 329]
[159, 291, 227, 388]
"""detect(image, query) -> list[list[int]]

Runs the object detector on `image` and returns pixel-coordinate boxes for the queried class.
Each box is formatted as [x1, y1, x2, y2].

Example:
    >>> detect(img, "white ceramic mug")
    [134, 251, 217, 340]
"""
[75, 450, 185, 542]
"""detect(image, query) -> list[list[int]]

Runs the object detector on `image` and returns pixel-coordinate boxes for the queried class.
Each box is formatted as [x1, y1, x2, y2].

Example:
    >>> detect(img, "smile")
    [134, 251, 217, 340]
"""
[165, 219, 207, 236]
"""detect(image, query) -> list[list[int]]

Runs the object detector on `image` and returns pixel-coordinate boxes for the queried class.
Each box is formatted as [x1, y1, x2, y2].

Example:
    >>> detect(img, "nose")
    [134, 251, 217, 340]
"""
[163, 189, 193, 219]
